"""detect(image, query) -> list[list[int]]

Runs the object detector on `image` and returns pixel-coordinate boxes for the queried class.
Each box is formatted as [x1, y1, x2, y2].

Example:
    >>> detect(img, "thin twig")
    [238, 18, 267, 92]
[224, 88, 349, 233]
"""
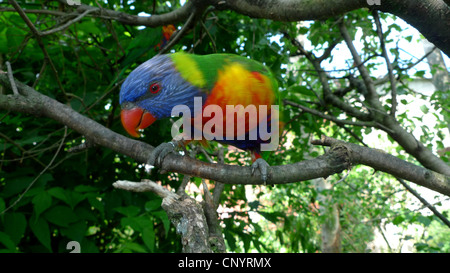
[0, 7, 67, 16]
[5, 61, 19, 95]
[372, 11, 397, 117]
[200, 19, 217, 53]
[9, 0, 68, 100]
[40, 8, 97, 36]
[339, 21, 380, 108]
[283, 99, 374, 128]
[399, 45, 436, 72]
[283, 30, 373, 122]
[0, 126, 68, 215]
[396, 178, 450, 229]
[159, 11, 197, 55]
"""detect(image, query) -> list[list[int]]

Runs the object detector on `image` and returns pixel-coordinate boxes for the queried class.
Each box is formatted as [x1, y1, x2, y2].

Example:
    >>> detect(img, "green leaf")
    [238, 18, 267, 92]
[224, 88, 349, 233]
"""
[393, 215, 405, 225]
[289, 85, 316, 97]
[87, 196, 104, 216]
[115, 206, 141, 217]
[122, 242, 147, 253]
[2, 176, 32, 198]
[77, 20, 102, 35]
[74, 185, 98, 192]
[32, 191, 52, 218]
[48, 187, 85, 208]
[74, 206, 97, 222]
[4, 212, 27, 245]
[416, 215, 432, 227]
[79, 238, 100, 253]
[126, 27, 162, 50]
[224, 229, 236, 250]
[43, 205, 78, 227]
[120, 216, 142, 232]
[142, 227, 155, 252]
[145, 199, 162, 212]
[48, 187, 67, 203]
[258, 211, 282, 223]
[29, 215, 52, 252]
[61, 221, 87, 242]
[0, 198, 5, 214]
[414, 70, 426, 77]
[420, 105, 429, 114]
[153, 211, 170, 236]
[0, 231, 16, 251]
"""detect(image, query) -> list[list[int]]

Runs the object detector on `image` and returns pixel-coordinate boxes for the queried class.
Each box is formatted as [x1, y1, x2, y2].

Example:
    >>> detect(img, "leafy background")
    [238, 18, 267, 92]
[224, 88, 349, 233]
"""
[0, 0, 449, 253]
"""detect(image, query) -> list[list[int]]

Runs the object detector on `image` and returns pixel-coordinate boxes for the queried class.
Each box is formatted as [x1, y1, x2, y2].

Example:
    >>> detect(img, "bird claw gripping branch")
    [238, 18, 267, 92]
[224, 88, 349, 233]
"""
[147, 141, 178, 168]
[251, 158, 271, 185]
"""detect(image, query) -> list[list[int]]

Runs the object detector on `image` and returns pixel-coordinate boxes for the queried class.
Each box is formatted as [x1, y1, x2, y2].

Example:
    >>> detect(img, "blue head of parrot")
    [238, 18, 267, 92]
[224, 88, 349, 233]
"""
[119, 54, 205, 137]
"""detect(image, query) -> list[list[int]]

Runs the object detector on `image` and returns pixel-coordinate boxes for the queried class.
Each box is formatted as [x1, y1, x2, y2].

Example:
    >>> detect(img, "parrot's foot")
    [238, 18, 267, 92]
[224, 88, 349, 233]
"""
[251, 158, 270, 184]
[148, 141, 177, 168]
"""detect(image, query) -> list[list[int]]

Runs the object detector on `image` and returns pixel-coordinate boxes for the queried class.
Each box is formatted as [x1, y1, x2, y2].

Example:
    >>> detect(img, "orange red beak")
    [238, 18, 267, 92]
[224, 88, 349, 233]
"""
[120, 108, 156, 137]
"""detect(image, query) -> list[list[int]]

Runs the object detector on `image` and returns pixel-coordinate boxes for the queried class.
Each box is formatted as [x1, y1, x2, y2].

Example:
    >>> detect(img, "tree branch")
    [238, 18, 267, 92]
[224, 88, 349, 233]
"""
[113, 179, 213, 253]
[40, 7, 98, 36]
[1, 74, 449, 196]
[284, 99, 376, 128]
[395, 178, 450, 229]
[56, 0, 199, 27]
[311, 136, 450, 197]
[213, 0, 450, 57]
[282, 31, 373, 122]
[214, 0, 362, 21]
[372, 10, 397, 117]
[337, 18, 450, 177]
[5, 61, 18, 95]
[339, 21, 381, 112]
[9, 0, 68, 100]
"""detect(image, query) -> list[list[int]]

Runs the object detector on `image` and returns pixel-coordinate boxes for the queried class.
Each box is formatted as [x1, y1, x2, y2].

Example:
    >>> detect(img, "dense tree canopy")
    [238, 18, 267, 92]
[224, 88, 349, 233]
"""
[0, 0, 449, 253]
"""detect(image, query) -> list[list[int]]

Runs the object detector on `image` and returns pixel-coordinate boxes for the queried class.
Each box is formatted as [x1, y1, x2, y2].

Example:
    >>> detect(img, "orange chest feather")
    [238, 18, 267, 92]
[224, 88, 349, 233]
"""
[203, 63, 275, 110]
[194, 63, 276, 136]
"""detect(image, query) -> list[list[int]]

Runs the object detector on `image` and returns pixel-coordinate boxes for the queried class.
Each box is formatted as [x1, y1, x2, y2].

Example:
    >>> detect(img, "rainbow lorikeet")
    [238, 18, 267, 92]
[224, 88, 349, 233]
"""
[119, 52, 281, 182]
[155, 25, 176, 50]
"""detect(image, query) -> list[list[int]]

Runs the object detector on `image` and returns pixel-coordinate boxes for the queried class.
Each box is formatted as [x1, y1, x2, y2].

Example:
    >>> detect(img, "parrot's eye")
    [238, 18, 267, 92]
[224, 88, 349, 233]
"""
[149, 83, 160, 94]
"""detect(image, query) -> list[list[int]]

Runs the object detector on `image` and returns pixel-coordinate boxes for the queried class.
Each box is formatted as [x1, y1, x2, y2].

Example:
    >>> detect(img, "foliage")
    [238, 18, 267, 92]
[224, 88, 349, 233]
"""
[0, 0, 449, 253]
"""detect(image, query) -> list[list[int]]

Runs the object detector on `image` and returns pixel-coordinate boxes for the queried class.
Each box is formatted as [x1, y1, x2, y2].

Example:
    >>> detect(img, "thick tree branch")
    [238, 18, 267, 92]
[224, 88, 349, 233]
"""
[214, 0, 450, 58]
[214, 0, 363, 21]
[312, 136, 450, 197]
[113, 179, 213, 253]
[1, 74, 449, 196]
[56, 0, 200, 27]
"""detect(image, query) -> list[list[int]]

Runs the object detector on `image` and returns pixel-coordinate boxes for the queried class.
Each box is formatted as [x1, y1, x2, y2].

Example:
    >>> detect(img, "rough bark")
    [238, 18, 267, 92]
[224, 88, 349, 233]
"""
[113, 180, 213, 253]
